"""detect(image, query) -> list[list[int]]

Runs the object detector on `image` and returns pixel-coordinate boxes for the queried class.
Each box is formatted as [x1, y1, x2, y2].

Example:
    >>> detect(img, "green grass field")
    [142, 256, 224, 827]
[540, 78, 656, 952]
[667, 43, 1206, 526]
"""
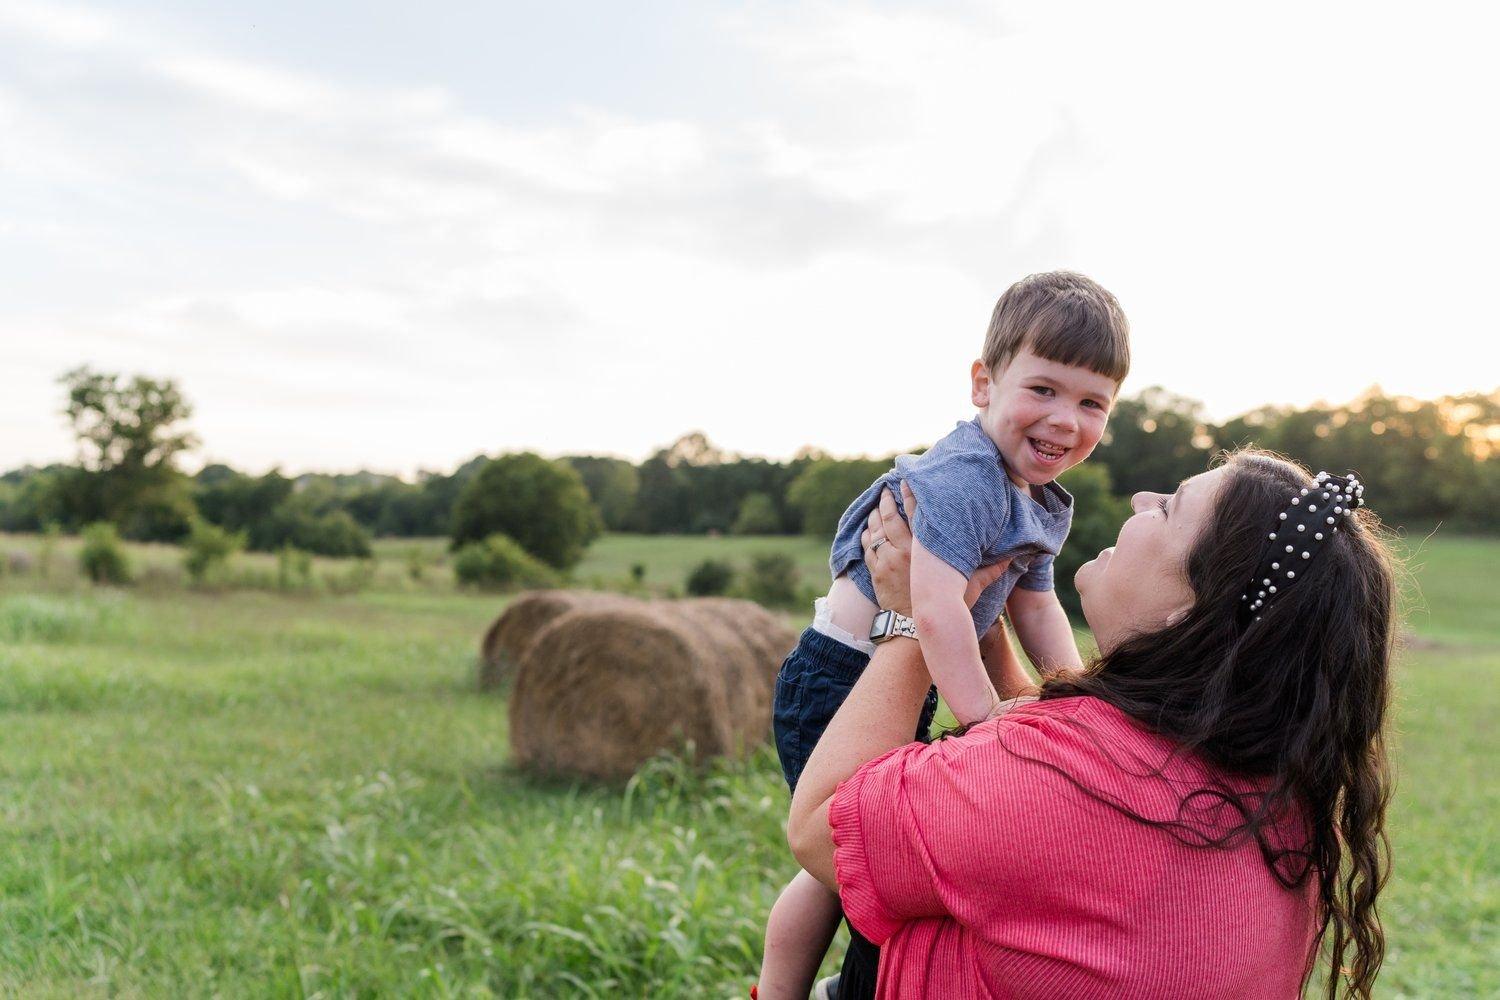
[0, 532, 1493, 997]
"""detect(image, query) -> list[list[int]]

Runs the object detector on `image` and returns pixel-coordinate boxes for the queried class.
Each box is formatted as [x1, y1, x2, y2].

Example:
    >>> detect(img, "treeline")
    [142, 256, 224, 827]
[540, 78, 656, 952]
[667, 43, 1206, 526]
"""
[1, 370, 1495, 565]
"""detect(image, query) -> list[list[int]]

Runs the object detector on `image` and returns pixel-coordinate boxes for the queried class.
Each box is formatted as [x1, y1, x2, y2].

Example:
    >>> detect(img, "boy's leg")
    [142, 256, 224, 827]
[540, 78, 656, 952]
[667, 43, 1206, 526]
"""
[758, 869, 843, 999]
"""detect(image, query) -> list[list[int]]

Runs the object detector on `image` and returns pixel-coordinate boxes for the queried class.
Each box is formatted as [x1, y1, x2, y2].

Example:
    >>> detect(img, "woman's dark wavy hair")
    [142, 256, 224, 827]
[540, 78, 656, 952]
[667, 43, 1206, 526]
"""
[1040, 449, 1397, 999]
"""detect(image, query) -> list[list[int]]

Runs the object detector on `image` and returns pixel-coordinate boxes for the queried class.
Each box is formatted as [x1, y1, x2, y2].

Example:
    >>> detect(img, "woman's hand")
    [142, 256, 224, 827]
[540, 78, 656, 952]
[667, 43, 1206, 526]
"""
[861, 482, 1009, 614]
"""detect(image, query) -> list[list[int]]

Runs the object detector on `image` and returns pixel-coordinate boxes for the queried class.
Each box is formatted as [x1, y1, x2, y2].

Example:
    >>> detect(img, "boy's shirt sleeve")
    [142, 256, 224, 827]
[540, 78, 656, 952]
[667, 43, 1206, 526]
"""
[1015, 552, 1055, 592]
[901, 455, 1008, 579]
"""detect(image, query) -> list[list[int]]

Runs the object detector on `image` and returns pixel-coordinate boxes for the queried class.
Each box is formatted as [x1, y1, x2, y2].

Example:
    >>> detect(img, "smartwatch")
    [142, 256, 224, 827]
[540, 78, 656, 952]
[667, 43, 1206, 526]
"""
[869, 609, 919, 644]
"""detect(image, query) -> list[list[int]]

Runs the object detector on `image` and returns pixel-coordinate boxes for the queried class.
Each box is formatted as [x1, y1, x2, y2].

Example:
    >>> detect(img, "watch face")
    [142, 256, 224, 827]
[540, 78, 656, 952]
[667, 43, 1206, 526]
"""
[870, 609, 893, 642]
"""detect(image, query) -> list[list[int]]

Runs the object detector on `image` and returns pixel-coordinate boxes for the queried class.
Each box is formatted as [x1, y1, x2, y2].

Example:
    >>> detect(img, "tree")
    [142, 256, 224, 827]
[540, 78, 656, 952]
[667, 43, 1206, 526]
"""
[1092, 387, 1213, 499]
[60, 366, 197, 475]
[450, 453, 600, 569]
[732, 492, 781, 535]
[567, 456, 640, 531]
[55, 367, 199, 540]
[1051, 464, 1132, 617]
[787, 458, 892, 536]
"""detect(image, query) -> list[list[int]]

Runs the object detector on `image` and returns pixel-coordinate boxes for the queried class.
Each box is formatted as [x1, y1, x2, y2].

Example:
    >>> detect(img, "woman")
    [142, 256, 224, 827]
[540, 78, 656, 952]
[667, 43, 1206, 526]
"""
[787, 450, 1395, 999]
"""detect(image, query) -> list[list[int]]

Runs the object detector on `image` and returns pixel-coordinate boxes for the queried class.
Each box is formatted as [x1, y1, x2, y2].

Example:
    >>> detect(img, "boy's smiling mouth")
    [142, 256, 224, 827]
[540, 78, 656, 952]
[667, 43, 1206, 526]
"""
[1027, 436, 1070, 465]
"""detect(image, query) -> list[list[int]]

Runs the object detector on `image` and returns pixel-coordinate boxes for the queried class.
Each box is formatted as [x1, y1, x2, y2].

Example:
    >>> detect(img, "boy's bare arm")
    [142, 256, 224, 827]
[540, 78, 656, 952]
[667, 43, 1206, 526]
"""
[978, 617, 1036, 701]
[910, 536, 997, 725]
[1005, 587, 1083, 677]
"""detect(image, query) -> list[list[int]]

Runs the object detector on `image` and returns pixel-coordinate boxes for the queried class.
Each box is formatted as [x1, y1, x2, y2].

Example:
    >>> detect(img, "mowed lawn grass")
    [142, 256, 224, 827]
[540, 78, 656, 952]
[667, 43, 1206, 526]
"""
[0, 534, 1493, 997]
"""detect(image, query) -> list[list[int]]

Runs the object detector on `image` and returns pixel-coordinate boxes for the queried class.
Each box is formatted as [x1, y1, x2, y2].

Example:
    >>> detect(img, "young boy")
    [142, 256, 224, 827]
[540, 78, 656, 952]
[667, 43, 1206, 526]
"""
[758, 271, 1131, 998]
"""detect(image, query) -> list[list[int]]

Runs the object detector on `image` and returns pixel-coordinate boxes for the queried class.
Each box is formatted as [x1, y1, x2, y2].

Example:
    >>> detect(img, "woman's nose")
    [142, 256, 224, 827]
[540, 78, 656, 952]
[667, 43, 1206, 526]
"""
[1131, 491, 1162, 513]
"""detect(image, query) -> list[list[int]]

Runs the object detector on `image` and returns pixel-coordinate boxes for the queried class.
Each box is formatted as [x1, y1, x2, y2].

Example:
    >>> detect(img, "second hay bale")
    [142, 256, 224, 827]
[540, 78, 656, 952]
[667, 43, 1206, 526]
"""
[508, 598, 796, 782]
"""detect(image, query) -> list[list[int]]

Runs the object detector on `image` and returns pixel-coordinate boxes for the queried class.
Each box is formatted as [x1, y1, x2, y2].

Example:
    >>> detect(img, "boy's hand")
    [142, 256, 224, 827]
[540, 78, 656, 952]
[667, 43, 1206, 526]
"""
[861, 482, 1008, 613]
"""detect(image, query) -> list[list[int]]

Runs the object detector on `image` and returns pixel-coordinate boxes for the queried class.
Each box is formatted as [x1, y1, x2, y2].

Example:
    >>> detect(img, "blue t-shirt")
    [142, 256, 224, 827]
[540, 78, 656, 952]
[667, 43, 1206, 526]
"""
[829, 417, 1074, 636]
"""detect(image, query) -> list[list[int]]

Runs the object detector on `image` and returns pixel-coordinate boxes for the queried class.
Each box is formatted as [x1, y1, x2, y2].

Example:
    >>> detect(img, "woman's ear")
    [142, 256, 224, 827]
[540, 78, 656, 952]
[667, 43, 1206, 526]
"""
[970, 360, 992, 408]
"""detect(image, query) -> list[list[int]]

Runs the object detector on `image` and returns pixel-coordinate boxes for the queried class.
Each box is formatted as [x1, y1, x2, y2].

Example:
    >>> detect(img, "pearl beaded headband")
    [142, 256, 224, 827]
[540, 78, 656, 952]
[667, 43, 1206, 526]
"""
[1240, 471, 1365, 624]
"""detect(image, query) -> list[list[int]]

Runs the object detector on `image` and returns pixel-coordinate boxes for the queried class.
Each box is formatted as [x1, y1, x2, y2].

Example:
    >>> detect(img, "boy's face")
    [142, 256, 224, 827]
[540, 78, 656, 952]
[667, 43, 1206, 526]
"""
[972, 347, 1118, 488]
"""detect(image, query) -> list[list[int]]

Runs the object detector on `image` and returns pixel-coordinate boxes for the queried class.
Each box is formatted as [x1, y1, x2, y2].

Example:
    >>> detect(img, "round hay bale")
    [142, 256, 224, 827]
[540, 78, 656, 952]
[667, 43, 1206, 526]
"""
[478, 590, 637, 692]
[507, 598, 797, 782]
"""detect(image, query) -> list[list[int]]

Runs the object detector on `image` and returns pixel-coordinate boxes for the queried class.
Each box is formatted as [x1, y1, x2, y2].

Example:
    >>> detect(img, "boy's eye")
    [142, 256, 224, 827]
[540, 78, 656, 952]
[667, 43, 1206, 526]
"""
[1156, 495, 1170, 515]
[1029, 386, 1054, 397]
[1082, 399, 1104, 410]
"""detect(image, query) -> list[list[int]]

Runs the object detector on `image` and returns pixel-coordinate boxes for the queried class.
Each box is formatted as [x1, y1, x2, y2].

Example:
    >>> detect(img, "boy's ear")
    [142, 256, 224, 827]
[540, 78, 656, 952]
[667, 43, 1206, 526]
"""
[970, 360, 992, 408]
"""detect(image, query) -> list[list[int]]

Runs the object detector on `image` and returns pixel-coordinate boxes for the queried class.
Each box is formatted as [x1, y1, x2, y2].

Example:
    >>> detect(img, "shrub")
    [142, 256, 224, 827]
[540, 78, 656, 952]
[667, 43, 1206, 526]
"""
[453, 533, 560, 591]
[685, 559, 736, 597]
[79, 522, 131, 585]
[741, 553, 799, 608]
[183, 519, 245, 584]
[630, 563, 647, 585]
[731, 493, 782, 535]
[276, 545, 313, 591]
[450, 454, 600, 569]
[255, 506, 372, 558]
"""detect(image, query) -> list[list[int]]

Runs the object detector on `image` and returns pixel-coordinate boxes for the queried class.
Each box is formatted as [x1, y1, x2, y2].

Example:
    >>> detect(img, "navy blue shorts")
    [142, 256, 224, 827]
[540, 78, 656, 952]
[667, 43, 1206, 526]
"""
[772, 627, 939, 792]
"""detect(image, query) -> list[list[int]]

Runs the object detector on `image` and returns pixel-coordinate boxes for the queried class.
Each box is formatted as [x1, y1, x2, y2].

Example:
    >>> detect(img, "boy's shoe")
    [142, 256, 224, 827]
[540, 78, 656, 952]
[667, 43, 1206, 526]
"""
[813, 975, 840, 1000]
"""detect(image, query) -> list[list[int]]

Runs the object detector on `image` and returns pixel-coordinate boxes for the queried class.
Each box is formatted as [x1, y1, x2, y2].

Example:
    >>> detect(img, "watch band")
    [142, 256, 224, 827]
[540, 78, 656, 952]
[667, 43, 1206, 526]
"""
[869, 608, 919, 644]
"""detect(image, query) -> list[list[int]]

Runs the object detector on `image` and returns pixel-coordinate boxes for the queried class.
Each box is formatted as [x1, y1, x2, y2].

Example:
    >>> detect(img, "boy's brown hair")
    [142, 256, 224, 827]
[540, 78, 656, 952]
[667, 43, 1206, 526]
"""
[981, 271, 1130, 384]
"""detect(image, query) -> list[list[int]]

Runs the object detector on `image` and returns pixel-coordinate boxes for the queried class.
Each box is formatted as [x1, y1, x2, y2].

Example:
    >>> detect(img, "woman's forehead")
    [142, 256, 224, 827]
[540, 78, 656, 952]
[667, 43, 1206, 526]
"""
[1176, 466, 1231, 514]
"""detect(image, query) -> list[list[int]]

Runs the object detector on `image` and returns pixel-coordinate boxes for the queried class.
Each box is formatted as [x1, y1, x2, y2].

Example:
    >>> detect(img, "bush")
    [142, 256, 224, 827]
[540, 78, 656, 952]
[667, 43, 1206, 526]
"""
[79, 522, 131, 585]
[183, 519, 244, 584]
[685, 559, 736, 596]
[254, 506, 372, 558]
[450, 454, 600, 569]
[452, 533, 561, 591]
[740, 553, 799, 608]
[731, 493, 782, 535]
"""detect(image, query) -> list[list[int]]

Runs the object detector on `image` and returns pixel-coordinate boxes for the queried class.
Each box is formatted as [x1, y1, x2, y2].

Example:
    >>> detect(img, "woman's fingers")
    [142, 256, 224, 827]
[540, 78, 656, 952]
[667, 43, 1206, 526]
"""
[964, 558, 1011, 608]
[878, 487, 912, 545]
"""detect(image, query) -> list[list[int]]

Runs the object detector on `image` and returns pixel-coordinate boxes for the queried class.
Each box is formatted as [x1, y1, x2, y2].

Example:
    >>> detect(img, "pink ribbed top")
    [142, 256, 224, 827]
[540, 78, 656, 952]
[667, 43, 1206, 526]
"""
[829, 696, 1318, 999]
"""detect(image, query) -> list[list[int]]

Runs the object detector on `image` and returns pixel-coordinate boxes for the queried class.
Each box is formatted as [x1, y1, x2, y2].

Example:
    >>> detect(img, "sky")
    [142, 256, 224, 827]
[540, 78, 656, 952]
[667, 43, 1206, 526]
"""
[3, 0, 1497, 477]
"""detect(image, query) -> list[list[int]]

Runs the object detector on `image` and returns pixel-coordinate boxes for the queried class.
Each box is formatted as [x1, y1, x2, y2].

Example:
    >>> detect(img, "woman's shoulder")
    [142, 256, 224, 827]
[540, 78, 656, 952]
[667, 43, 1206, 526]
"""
[974, 695, 1219, 785]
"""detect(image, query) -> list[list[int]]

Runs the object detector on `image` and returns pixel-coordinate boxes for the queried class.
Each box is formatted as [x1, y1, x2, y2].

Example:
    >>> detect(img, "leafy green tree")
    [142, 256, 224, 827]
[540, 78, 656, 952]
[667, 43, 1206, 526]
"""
[56, 367, 199, 540]
[195, 469, 294, 535]
[1051, 464, 1132, 617]
[787, 458, 891, 536]
[450, 453, 600, 569]
[1092, 387, 1213, 498]
[732, 493, 781, 535]
[567, 456, 640, 531]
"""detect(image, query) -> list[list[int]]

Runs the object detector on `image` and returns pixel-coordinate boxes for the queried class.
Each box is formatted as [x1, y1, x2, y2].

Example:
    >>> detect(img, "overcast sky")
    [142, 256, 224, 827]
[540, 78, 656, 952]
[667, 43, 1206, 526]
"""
[4, 0, 1497, 476]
